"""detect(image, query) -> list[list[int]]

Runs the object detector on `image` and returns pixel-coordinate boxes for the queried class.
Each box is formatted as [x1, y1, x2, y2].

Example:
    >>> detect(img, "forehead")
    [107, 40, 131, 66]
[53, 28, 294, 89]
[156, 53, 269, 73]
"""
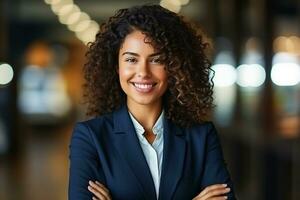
[119, 30, 157, 54]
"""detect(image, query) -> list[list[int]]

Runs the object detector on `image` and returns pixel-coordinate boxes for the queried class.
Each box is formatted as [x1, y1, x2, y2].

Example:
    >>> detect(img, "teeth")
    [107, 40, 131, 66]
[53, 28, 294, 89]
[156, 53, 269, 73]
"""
[133, 83, 154, 89]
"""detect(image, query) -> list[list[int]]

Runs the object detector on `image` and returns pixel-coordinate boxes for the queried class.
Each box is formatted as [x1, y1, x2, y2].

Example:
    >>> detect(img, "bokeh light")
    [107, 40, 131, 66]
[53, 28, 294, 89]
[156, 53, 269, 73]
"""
[211, 64, 237, 87]
[0, 63, 14, 85]
[237, 64, 266, 87]
[271, 52, 300, 86]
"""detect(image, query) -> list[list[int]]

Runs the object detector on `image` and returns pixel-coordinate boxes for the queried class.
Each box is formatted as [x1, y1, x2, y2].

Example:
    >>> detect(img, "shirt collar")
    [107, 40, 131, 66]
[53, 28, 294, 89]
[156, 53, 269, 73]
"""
[129, 110, 164, 136]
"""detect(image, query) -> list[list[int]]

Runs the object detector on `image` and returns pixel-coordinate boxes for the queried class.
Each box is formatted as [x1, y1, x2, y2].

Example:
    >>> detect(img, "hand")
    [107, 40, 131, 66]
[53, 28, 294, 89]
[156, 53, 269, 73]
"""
[192, 184, 231, 200]
[88, 180, 112, 200]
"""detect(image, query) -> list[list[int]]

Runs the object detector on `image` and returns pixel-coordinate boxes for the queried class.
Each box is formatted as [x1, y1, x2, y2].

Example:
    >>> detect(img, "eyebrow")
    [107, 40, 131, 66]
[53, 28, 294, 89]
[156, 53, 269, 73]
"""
[121, 52, 162, 57]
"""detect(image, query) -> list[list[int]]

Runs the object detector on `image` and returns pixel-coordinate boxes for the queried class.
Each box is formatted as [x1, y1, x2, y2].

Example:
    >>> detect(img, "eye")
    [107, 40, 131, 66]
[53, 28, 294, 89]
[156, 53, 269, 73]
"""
[125, 57, 137, 63]
[150, 57, 163, 64]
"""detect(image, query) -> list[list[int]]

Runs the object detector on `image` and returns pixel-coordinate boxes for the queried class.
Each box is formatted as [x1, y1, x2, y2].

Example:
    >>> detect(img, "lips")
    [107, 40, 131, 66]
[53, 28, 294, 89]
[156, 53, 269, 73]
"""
[131, 82, 157, 93]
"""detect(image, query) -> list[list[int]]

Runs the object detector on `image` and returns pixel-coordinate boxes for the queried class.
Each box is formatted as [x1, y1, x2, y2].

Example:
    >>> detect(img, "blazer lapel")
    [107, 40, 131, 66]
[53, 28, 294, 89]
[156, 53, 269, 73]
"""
[159, 118, 186, 200]
[112, 105, 157, 200]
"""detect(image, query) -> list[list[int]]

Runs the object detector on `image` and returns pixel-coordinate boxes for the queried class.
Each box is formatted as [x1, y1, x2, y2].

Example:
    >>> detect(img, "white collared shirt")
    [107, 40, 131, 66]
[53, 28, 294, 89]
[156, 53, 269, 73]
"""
[128, 111, 164, 199]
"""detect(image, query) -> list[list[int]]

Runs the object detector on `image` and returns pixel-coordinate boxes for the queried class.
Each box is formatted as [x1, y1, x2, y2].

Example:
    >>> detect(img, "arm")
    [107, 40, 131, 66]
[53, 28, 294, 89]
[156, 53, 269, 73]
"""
[200, 123, 237, 200]
[68, 122, 106, 200]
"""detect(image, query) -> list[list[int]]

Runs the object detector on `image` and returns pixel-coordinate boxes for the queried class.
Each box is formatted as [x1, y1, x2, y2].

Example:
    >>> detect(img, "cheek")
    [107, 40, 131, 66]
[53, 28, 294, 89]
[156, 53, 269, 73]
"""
[118, 67, 130, 81]
[118, 68, 129, 92]
[154, 68, 168, 82]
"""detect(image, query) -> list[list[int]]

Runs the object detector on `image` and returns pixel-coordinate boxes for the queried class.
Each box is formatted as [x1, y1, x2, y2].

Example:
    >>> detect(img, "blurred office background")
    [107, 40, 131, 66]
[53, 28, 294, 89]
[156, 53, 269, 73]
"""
[0, 0, 299, 199]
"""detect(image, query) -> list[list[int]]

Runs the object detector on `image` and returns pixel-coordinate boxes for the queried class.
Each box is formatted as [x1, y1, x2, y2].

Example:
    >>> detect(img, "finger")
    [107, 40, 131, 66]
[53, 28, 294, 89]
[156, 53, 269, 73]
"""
[95, 181, 110, 193]
[89, 181, 111, 200]
[89, 181, 111, 199]
[207, 196, 228, 200]
[92, 197, 99, 200]
[197, 184, 227, 198]
[89, 181, 108, 193]
[193, 194, 228, 200]
[200, 187, 230, 200]
[88, 186, 106, 200]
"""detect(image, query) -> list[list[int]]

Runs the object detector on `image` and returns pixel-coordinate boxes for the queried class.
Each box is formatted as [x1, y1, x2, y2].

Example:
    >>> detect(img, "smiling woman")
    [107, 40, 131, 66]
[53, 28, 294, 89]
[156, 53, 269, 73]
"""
[68, 4, 237, 200]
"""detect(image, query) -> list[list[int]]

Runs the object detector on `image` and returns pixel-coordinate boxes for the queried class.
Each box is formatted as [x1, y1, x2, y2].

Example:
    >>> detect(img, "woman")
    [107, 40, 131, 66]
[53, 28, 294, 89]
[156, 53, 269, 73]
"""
[68, 4, 237, 200]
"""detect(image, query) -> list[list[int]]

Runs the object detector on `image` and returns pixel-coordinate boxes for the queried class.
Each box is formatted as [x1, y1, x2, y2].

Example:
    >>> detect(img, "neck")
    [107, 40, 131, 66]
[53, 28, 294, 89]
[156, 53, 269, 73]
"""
[127, 101, 162, 132]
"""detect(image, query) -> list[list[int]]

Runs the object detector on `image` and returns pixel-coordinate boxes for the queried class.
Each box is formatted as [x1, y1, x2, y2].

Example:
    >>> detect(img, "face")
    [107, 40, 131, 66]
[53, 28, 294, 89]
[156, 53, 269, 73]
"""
[118, 30, 168, 108]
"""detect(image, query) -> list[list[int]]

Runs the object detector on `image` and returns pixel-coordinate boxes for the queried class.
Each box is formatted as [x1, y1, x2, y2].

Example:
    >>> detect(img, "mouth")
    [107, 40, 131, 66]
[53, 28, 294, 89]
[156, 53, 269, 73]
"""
[131, 82, 157, 93]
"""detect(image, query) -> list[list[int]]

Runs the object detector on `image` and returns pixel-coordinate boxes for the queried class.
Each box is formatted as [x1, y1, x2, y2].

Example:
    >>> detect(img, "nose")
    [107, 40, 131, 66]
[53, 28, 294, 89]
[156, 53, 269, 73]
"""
[136, 61, 151, 78]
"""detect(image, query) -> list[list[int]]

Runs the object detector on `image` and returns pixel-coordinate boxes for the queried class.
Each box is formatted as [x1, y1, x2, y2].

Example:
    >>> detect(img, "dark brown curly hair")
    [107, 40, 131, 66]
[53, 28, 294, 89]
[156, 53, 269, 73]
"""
[83, 4, 214, 127]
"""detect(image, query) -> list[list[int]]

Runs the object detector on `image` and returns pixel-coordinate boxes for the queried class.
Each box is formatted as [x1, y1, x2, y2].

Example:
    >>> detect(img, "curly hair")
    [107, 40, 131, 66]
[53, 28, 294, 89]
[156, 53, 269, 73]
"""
[83, 4, 214, 127]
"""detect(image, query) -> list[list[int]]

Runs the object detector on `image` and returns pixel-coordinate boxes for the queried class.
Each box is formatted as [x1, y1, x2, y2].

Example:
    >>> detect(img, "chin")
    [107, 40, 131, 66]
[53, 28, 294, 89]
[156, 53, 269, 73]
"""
[129, 96, 160, 107]
[133, 99, 156, 106]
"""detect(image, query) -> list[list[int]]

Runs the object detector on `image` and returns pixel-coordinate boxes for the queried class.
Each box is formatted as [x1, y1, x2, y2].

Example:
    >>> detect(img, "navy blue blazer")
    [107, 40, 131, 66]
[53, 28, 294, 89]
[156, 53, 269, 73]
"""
[68, 105, 237, 200]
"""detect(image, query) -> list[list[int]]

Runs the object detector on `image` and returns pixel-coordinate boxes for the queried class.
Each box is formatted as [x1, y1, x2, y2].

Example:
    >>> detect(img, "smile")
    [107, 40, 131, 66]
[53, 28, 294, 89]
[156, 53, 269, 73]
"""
[131, 82, 157, 93]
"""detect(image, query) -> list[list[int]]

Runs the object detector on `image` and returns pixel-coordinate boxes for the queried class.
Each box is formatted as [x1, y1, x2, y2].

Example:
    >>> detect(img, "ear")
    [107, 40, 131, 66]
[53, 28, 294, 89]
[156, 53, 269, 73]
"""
[116, 65, 119, 74]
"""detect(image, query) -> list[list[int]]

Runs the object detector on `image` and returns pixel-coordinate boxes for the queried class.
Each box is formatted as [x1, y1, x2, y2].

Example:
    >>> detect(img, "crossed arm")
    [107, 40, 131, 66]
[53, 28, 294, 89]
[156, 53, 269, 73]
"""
[88, 180, 230, 200]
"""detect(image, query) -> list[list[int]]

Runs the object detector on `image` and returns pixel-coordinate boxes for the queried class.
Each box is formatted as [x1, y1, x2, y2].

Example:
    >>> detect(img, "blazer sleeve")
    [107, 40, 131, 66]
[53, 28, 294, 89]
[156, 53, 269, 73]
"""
[68, 122, 106, 200]
[200, 123, 237, 200]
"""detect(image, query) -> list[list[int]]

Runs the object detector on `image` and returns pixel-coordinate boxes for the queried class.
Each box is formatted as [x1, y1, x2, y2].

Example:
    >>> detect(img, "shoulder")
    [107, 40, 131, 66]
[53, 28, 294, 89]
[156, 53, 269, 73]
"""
[77, 112, 113, 129]
[185, 121, 217, 136]
[71, 113, 114, 140]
